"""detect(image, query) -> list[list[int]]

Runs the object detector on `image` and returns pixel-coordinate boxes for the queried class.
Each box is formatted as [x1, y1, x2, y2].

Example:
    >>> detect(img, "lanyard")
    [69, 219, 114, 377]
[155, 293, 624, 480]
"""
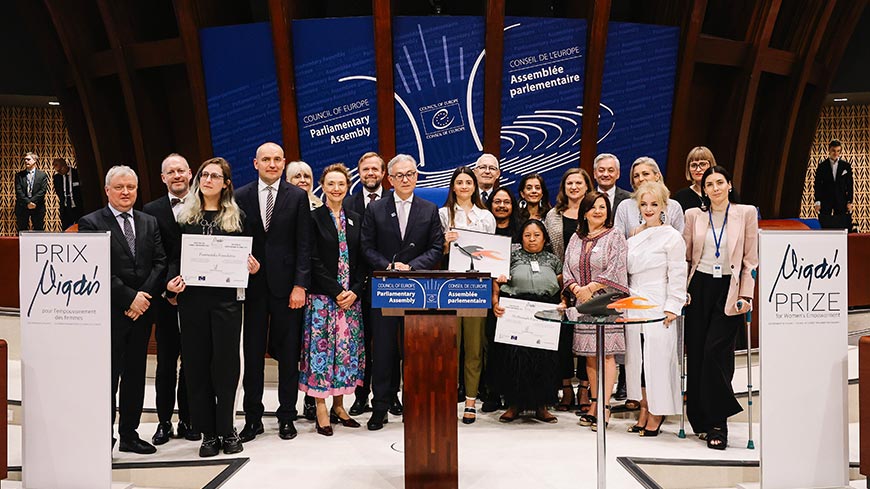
[708, 203, 730, 259]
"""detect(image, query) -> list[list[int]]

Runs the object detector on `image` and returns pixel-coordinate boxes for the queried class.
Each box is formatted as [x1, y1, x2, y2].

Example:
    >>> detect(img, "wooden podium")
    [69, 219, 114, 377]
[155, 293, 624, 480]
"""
[372, 270, 491, 489]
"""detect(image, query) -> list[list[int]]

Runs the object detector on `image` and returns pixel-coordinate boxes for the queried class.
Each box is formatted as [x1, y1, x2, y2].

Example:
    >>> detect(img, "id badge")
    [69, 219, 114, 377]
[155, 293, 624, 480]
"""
[530, 261, 541, 273]
[712, 264, 723, 278]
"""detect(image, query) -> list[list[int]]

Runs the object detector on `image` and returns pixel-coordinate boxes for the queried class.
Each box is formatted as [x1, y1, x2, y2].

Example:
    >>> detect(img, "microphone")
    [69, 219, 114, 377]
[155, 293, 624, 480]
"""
[390, 242, 415, 270]
[453, 243, 477, 272]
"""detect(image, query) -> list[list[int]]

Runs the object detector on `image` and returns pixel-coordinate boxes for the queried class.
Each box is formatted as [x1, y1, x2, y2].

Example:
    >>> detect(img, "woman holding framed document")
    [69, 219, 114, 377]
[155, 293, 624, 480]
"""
[166, 157, 259, 457]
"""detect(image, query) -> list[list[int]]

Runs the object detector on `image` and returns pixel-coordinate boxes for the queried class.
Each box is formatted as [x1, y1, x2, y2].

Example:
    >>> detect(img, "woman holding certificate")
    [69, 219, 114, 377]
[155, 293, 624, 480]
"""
[625, 181, 687, 437]
[492, 219, 561, 423]
[439, 166, 496, 424]
[563, 191, 629, 431]
[166, 157, 260, 457]
[683, 166, 757, 450]
[298, 164, 365, 436]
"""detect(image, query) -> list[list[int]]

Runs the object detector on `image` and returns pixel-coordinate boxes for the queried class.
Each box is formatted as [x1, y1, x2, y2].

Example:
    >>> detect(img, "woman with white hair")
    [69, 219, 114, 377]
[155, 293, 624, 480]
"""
[286, 160, 323, 210]
[613, 157, 685, 238]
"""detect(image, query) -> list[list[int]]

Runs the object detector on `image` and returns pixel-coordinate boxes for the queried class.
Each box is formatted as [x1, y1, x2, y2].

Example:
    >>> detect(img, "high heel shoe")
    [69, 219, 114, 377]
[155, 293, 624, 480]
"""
[590, 406, 610, 432]
[462, 406, 477, 425]
[315, 416, 334, 436]
[555, 385, 575, 412]
[640, 416, 666, 437]
[330, 409, 361, 428]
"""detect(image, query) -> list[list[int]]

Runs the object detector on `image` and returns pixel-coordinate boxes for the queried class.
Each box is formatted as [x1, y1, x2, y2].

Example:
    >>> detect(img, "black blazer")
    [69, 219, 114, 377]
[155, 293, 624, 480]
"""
[15, 169, 49, 209]
[310, 205, 364, 299]
[52, 168, 83, 209]
[343, 190, 367, 219]
[143, 195, 183, 288]
[77, 206, 167, 315]
[361, 194, 444, 271]
[235, 179, 312, 298]
[814, 158, 853, 216]
[612, 186, 632, 213]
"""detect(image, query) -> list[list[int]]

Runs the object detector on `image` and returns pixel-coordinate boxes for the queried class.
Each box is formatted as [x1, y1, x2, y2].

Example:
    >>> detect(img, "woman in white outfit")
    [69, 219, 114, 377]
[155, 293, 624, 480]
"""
[625, 181, 687, 436]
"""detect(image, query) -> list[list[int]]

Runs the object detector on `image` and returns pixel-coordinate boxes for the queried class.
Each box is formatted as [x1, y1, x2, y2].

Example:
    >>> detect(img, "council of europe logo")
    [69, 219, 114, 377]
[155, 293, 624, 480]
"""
[420, 99, 465, 139]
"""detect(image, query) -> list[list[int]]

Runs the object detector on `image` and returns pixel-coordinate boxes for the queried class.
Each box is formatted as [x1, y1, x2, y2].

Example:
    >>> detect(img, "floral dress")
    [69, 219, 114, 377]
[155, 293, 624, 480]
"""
[299, 210, 365, 397]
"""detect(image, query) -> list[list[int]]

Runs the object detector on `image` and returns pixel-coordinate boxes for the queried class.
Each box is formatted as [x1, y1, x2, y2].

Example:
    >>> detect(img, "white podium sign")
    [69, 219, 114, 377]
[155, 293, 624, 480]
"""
[19, 232, 112, 489]
[758, 230, 848, 489]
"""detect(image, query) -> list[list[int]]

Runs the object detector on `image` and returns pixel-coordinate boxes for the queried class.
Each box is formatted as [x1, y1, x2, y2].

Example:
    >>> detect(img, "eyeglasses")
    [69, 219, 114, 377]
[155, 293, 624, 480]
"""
[390, 170, 417, 181]
[689, 161, 710, 171]
[491, 199, 511, 206]
[476, 165, 499, 173]
[163, 169, 189, 177]
[200, 172, 225, 181]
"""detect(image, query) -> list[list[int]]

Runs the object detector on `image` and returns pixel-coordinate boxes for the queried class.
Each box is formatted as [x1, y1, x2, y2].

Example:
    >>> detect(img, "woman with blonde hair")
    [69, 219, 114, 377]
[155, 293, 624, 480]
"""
[286, 160, 322, 210]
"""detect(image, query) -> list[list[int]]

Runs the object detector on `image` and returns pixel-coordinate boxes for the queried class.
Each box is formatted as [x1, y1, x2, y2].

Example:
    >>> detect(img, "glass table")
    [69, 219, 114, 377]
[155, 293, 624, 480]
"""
[535, 308, 665, 489]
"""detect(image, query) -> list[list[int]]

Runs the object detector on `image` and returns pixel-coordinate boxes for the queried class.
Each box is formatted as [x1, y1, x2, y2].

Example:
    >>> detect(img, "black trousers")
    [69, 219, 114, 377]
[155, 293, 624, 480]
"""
[59, 205, 83, 230]
[558, 323, 588, 382]
[154, 297, 189, 424]
[16, 205, 45, 231]
[370, 309, 404, 412]
[179, 288, 241, 437]
[243, 292, 302, 423]
[111, 311, 152, 439]
[685, 272, 744, 433]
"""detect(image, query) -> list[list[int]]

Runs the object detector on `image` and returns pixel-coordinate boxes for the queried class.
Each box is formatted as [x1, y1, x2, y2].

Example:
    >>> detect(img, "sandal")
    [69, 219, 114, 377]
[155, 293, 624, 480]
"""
[590, 406, 610, 432]
[461, 406, 476, 425]
[578, 398, 597, 426]
[627, 424, 644, 433]
[576, 384, 592, 414]
[706, 426, 727, 450]
[624, 399, 641, 410]
[555, 385, 575, 412]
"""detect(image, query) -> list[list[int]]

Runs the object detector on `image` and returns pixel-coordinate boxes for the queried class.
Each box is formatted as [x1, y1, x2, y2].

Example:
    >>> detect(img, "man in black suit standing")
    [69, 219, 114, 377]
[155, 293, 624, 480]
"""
[473, 153, 501, 205]
[593, 153, 631, 211]
[814, 139, 854, 230]
[78, 165, 166, 455]
[142, 153, 200, 446]
[15, 152, 49, 231]
[51, 157, 84, 230]
[360, 154, 445, 430]
[235, 142, 311, 442]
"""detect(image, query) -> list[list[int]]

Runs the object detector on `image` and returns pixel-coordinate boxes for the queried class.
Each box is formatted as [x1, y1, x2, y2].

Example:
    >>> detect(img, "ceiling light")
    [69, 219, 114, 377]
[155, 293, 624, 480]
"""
[833, 98, 848, 102]
[48, 101, 60, 106]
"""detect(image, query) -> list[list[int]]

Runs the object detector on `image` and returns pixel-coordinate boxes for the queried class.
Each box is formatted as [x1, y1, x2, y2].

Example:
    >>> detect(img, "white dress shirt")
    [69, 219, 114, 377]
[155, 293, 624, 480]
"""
[365, 186, 383, 208]
[438, 204, 497, 234]
[395, 193, 414, 239]
[258, 178, 279, 227]
[597, 186, 616, 208]
[109, 204, 135, 238]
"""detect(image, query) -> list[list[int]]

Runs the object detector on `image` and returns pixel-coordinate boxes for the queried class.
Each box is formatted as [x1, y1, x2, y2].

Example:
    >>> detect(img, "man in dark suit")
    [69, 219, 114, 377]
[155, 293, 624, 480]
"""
[78, 165, 166, 455]
[51, 157, 84, 229]
[360, 154, 445, 430]
[473, 153, 501, 205]
[814, 139, 854, 230]
[142, 153, 199, 446]
[15, 152, 49, 231]
[235, 142, 312, 442]
[593, 152, 631, 211]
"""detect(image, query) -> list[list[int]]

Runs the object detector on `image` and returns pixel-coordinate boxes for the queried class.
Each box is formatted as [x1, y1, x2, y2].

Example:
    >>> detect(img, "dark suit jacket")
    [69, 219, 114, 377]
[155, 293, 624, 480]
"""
[52, 168, 83, 210]
[78, 206, 167, 316]
[15, 169, 49, 209]
[612, 187, 632, 213]
[814, 158, 853, 216]
[361, 193, 445, 271]
[235, 179, 311, 298]
[343, 190, 367, 219]
[143, 195, 183, 289]
[310, 205, 364, 299]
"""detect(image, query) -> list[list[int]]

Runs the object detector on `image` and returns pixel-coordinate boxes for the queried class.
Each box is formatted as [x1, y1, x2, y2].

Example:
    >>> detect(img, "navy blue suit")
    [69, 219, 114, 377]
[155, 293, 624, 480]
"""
[360, 194, 444, 411]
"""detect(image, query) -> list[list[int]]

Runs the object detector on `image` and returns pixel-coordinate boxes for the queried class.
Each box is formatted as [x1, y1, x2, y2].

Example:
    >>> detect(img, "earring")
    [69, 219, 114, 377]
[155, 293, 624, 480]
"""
[660, 211, 666, 224]
[638, 213, 644, 225]
[519, 199, 527, 209]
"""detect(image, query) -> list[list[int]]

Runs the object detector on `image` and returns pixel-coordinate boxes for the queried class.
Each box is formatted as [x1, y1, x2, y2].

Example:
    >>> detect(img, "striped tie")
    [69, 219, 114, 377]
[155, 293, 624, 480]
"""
[120, 212, 136, 257]
[264, 186, 274, 232]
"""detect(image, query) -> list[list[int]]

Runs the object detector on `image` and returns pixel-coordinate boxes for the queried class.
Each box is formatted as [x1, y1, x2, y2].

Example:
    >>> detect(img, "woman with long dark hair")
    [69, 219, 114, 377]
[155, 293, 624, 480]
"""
[167, 157, 260, 457]
[516, 173, 551, 222]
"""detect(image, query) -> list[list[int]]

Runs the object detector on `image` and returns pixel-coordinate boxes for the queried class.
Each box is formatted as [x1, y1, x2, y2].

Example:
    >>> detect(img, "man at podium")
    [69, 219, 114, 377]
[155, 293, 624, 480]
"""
[360, 154, 445, 430]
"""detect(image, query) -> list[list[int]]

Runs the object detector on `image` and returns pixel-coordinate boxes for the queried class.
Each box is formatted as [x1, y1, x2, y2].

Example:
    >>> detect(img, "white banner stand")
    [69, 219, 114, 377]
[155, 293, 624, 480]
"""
[757, 230, 849, 489]
[19, 232, 119, 489]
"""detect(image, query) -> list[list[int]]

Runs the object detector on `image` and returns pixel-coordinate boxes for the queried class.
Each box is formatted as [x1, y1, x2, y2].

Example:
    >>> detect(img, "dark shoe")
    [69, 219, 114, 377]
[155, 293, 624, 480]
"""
[576, 385, 592, 414]
[152, 421, 173, 446]
[278, 420, 298, 440]
[349, 396, 371, 416]
[555, 385, 575, 412]
[119, 436, 157, 454]
[627, 424, 645, 433]
[461, 406, 476, 425]
[480, 398, 502, 413]
[534, 407, 558, 424]
[499, 407, 519, 423]
[640, 416, 666, 437]
[199, 435, 220, 457]
[330, 409, 361, 428]
[706, 426, 727, 450]
[315, 417, 334, 436]
[112, 437, 117, 449]
[222, 430, 244, 454]
[457, 386, 465, 403]
[590, 406, 611, 432]
[578, 398, 597, 425]
[624, 399, 641, 410]
[177, 420, 201, 441]
[238, 421, 264, 443]
[303, 398, 317, 421]
[614, 384, 627, 401]
[367, 410, 389, 431]
[389, 397, 404, 416]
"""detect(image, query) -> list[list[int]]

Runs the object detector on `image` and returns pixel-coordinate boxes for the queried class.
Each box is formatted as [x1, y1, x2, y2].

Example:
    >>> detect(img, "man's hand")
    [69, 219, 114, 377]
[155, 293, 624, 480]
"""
[247, 255, 260, 274]
[847, 203, 853, 213]
[125, 309, 143, 321]
[166, 276, 185, 294]
[129, 291, 152, 314]
[814, 203, 821, 214]
[289, 286, 306, 309]
[390, 262, 411, 271]
[27, 202, 36, 210]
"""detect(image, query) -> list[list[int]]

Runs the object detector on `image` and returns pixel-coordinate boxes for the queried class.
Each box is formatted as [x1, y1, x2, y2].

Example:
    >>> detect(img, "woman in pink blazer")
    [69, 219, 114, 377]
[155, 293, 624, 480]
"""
[683, 165, 758, 450]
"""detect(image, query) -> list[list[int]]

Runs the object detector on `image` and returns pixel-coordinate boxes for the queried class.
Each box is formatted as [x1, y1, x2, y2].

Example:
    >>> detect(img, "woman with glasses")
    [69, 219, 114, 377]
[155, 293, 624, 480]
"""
[166, 158, 260, 457]
[673, 147, 715, 212]
[439, 166, 496, 424]
[488, 187, 520, 242]
[286, 160, 323, 210]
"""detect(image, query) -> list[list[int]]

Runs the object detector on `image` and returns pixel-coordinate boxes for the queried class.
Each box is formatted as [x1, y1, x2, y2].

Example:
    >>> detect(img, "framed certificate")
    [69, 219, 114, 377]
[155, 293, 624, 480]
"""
[447, 228, 511, 278]
[180, 234, 253, 288]
[495, 297, 561, 351]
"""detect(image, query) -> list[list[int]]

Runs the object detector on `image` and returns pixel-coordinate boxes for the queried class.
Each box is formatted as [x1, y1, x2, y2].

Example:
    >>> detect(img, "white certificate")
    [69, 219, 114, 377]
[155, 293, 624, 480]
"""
[495, 297, 561, 351]
[181, 234, 253, 288]
[448, 228, 511, 278]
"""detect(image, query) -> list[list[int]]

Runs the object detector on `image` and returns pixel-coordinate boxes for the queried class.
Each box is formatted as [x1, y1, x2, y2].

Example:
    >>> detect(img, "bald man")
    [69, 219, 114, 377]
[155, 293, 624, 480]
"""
[235, 142, 311, 442]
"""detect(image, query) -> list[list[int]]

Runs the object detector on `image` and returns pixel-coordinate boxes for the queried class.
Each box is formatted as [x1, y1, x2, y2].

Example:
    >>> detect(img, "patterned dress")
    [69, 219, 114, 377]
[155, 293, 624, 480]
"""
[299, 210, 365, 397]
[562, 227, 629, 355]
